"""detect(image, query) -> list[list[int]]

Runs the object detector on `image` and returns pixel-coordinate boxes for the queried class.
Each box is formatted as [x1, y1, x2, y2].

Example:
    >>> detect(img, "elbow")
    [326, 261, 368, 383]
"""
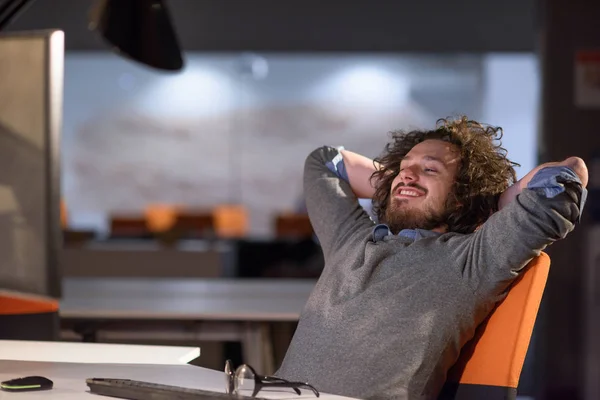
[304, 146, 339, 181]
[563, 157, 588, 187]
[305, 146, 340, 168]
[306, 146, 330, 160]
[305, 146, 325, 168]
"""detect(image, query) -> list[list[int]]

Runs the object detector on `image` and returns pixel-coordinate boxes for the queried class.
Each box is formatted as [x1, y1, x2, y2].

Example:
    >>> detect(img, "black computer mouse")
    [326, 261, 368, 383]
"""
[0, 375, 54, 391]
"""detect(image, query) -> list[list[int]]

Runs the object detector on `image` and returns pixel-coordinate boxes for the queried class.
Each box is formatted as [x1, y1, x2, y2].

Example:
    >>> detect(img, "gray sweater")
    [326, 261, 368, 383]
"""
[276, 146, 584, 400]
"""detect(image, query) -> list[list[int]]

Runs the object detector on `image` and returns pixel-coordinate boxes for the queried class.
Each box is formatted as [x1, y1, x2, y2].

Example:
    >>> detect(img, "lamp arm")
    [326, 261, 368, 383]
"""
[0, 0, 35, 31]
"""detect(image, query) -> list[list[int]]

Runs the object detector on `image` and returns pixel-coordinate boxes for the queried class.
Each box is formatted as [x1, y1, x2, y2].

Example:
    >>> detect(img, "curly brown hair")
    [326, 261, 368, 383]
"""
[370, 116, 519, 234]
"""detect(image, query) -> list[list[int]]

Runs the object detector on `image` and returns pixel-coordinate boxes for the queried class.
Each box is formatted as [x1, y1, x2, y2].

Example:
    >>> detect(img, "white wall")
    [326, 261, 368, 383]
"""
[61, 52, 538, 236]
[481, 54, 540, 179]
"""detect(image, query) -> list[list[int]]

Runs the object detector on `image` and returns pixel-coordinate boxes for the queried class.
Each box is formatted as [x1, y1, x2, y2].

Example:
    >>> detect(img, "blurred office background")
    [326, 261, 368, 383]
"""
[4, 0, 600, 399]
[60, 52, 538, 237]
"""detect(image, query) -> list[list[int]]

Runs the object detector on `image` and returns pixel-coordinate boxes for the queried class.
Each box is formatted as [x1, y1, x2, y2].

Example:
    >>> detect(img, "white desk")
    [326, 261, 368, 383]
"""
[59, 278, 317, 374]
[0, 360, 358, 399]
[0, 341, 199, 365]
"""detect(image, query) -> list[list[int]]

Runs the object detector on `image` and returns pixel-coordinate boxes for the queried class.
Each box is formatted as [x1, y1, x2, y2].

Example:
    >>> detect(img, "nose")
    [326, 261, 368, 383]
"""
[399, 166, 418, 183]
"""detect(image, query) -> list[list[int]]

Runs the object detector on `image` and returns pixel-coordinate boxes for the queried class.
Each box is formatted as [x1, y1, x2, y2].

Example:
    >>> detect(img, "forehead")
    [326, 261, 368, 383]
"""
[404, 139, 460, 163]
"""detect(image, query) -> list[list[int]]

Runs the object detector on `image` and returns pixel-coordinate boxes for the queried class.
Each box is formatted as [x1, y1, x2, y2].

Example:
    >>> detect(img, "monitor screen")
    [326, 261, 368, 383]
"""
[0, 30, 63, 300]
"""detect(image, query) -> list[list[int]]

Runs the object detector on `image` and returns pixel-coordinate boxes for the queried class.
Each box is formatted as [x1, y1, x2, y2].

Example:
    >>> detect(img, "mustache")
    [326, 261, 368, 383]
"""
[392, 182, 428, 195]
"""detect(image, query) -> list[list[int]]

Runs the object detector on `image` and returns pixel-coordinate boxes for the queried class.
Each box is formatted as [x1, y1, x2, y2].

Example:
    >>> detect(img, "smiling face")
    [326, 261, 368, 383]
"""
[384, 139, 461, 233]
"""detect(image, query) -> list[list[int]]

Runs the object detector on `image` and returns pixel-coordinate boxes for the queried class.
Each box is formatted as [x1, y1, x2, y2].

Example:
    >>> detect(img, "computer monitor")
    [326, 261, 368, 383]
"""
[0, 29, 63, 301]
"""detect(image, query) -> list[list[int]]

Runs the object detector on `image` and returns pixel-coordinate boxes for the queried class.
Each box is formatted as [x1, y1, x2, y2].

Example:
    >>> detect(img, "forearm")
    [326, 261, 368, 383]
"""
[459, 184, 583, 298]
[498, 157, 588, 210]
[339, 149, 381, 199]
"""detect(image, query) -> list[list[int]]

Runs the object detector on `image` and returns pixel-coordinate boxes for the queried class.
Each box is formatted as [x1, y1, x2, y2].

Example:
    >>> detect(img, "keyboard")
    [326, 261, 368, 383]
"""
[86, 378, 268, 400]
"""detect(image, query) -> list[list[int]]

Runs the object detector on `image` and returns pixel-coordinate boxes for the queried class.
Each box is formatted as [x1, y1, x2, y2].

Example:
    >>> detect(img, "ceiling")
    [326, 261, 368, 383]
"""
[4, 0, 537, 52]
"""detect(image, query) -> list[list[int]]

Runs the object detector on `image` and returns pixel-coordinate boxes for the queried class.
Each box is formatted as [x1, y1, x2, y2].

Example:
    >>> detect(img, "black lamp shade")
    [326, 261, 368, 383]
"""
[89, 0, 184, 71]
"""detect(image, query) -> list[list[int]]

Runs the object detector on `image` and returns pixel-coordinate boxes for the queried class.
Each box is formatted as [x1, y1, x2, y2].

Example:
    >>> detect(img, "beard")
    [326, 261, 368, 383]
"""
[383, 186, 456, 234]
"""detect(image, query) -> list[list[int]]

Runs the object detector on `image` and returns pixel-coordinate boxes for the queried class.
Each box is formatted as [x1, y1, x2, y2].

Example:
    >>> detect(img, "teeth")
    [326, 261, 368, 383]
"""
[399, 190, 420, 197]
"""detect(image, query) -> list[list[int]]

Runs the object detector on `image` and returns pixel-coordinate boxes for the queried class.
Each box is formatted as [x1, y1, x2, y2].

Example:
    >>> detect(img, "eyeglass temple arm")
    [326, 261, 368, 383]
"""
[259, 381, 301, 395]
[261, 381, 320, 397]
[262, 375, 287, 381]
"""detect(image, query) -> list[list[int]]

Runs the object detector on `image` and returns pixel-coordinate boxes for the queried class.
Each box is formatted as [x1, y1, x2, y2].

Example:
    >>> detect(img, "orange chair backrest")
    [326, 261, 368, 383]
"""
[145, 204, 181, 233]
[275, 213, 314, 238]
[174, 211, 214, 237]
[60, 199, 68, 228]
[109, 215, 149, 237]
[441, 252, 550, 399]
[213, 205, 248, 238]
[0, 295, 59, 315]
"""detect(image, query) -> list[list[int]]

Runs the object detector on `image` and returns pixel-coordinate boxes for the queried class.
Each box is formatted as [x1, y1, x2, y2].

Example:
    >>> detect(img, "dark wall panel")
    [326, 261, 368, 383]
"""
[6, 0, 535, 52]
[537, 0, 600, 399]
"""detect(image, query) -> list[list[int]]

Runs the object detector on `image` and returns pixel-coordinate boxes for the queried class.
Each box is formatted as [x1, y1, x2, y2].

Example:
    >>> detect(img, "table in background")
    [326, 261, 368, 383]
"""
[59, 277, 316, 374]
[0, 340, 199, 365]
[61, 240, 232, 278]
[0, 359, 357, 399]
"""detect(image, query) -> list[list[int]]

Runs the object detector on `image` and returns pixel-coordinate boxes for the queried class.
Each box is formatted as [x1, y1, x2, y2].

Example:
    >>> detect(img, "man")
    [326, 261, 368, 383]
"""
[276, 117, 588, 400]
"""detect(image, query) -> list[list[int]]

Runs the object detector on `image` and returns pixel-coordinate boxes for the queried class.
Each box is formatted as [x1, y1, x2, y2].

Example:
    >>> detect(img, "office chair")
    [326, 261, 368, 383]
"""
[145, 204, 180, 233]
[0, 296, 60, 340]
[275, 213, 314, 239]
[213, 205, 249, 238]
[439, 252, 551, 400]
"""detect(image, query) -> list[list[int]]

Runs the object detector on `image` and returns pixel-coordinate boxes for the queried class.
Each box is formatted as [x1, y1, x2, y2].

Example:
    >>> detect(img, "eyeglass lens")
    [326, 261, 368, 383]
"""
[233, 364, 256, 395]
[224, 359, 234, 394]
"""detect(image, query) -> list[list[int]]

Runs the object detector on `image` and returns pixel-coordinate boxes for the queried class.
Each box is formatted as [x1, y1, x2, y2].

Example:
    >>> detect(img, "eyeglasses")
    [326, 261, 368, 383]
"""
[224, 359, 320, 398]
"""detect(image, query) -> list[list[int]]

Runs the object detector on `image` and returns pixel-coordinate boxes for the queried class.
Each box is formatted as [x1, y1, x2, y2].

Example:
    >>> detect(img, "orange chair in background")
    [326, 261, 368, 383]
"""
[109, 215, 149, 237]
[439, 252, 550, 400]
[110, 204, 249, 239]
[60, 199, 68, 228]
[213, 205, 248, 238]
[275, 213, 313, 238]
[0, 295, 60, 340]
[144, 204, 181, 233]
[174, 211, 214, 238]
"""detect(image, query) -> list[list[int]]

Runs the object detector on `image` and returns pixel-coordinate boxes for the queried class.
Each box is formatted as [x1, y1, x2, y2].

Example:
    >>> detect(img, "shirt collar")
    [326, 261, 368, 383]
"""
[372, 223, 442, 242]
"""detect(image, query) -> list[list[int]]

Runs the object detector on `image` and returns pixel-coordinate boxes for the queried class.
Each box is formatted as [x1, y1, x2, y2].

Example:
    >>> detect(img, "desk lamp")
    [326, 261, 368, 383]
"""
[0, 0, 34, 30]
[89, 0, 184, 71]
[0, 0, 184, 72]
